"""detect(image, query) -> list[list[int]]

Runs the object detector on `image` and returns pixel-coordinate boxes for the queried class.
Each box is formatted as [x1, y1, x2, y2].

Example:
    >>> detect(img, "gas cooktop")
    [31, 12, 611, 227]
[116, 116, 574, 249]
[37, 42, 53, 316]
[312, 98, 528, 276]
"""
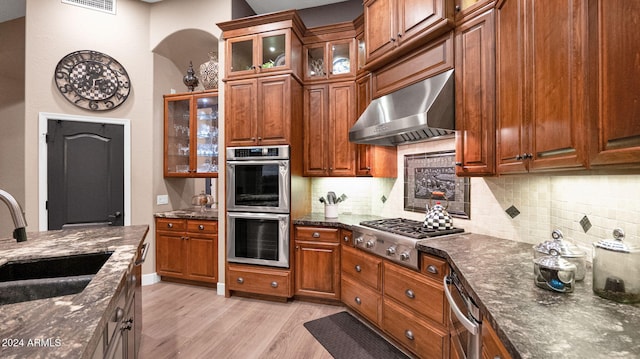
[359, 218, 464, 239]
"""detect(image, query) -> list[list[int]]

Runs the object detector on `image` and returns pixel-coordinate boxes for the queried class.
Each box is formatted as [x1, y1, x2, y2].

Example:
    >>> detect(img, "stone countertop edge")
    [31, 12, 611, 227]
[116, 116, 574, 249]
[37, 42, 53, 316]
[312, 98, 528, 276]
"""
[0, 225, 149, 359]
[154, 208, 219, 220]
[293, 215, 640, 359]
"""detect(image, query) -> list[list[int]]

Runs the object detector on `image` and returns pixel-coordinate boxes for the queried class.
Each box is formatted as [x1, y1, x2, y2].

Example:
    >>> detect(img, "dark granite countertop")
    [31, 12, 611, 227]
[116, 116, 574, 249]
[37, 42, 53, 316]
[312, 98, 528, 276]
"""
[0, 225, 149, 359]
[418, 233, 640, 359]
[154, 208, 219, 220]
[294, 215, 640, 358]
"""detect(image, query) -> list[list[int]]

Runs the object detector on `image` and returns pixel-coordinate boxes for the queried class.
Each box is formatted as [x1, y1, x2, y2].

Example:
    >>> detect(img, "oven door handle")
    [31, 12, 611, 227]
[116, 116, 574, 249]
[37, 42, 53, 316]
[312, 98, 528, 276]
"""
[444, 275, 479, 336]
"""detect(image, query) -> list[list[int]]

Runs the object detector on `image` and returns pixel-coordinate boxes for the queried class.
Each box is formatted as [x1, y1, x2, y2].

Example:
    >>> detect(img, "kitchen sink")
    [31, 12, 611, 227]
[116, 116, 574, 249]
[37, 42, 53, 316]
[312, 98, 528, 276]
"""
[0, 252, 112, 305]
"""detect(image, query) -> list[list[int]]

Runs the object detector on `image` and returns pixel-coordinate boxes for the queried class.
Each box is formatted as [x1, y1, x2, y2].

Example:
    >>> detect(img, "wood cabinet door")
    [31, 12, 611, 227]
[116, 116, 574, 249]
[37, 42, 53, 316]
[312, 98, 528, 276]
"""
[328, 82, 357, 176]
[355, 74, 374, 176]
[185, 234, 217, 283]
[226, 79, 258, 147]
[156, 232, 185, 277]
[455, 8, 496, 176]
[303, 84, 329, 176]
[365, 0, 396, 62]
[398, 0, 444, 43]
[525, 0, 588, 172]
[495, 0, 527, 174]
[257, 75, 291, 145]
[588, 1, 640, 166]
[294, 241, 341, 299]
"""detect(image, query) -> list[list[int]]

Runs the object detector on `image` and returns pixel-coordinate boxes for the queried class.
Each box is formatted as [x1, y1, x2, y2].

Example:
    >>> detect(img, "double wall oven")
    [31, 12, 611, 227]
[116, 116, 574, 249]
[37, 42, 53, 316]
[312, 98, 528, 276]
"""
[226, 145, 291, 268]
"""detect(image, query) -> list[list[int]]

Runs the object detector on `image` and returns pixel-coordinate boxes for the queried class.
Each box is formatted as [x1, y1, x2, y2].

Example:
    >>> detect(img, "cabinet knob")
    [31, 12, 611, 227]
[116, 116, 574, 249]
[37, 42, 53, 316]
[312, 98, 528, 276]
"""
[354, 296, 361, 305]
[237, 277, 244, 284]
[198, 224, 205, 230]
[271, 281, 279, 288]
[397, 33, 402, 38]
[257, 137, 262, 141]
[405, 330, 414, 341]
[405, 289, 415, 299]
[455, 5, 461, 12]
[390, 37, 396, 42]
[524, 153, 533, 159]
[167, 223, 173, 228]
[312, 232, 320, 238]
[344, 236, 350, 242]
[426, 265, 438, 274]
[455, 162, 463, 167]
[355, 265, 362, 272]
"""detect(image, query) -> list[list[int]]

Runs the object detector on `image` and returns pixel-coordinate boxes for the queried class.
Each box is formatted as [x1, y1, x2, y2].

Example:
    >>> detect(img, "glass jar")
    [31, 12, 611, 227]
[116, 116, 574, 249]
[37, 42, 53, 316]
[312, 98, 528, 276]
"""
[533, 229, 587, 281]
[593, 228, 640, 304]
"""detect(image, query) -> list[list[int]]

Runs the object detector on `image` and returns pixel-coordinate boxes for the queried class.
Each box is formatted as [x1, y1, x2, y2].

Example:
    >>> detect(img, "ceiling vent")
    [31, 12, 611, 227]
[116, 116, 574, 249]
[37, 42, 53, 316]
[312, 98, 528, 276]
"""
[62, 0, 116, 15]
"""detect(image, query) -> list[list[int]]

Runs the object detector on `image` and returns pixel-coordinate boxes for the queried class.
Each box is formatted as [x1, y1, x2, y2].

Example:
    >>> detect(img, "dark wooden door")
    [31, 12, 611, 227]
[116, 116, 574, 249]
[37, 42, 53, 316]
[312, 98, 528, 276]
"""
[47, 120, 124, 229]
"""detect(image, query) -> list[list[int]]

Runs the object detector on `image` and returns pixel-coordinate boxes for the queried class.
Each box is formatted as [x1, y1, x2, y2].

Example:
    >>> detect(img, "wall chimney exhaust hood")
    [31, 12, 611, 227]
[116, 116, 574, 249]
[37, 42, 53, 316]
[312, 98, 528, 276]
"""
[349, 69, 455, 146]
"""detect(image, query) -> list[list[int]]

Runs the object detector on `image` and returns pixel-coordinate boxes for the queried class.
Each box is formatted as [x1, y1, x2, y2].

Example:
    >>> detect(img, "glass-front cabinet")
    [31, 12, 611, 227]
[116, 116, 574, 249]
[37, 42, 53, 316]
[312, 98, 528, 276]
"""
[164, 90, 219, 177]
[303, 39, 356, 81]
[226, 29, 290, 78]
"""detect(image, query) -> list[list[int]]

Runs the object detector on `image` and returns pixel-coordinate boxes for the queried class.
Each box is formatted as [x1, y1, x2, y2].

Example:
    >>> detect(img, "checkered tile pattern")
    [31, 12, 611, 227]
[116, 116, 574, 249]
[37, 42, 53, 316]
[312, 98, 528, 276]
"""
[70, 62, 117, 100]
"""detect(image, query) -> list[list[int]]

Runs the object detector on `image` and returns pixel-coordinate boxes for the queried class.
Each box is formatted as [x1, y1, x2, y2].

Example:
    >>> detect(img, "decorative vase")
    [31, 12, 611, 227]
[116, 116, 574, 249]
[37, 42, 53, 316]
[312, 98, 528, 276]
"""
[199, 52, 219, 90]
[183, 61, 199, 91]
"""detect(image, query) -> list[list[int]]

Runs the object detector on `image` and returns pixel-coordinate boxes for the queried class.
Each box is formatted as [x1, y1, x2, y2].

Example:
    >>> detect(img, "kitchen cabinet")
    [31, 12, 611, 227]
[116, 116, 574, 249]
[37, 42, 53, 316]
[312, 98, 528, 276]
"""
[453, 0, 495, 23]
[303, 81, 357, 176]
[363, 0, 454, 68]
[482, 320, 513, 359]
[163, 90, 219, 177]
[381, 258, 449, 358]
[355, 74, 397, 177]
[341, 245, 383, 325]
[303, 38, 356, 82]
[454, 9, 496, 176]
[155, 218, 218, 285]
[294, 226, 341, 300]
[587, 1, 640, 167]
[495, 0, 589, 174]
[227, 263, 293, 299]
[225, 74, 303, 147]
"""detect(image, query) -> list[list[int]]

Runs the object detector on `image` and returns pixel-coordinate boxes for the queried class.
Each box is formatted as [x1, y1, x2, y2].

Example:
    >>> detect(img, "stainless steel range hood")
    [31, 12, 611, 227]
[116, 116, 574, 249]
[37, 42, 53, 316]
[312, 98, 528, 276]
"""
[349, 69, 455, 146]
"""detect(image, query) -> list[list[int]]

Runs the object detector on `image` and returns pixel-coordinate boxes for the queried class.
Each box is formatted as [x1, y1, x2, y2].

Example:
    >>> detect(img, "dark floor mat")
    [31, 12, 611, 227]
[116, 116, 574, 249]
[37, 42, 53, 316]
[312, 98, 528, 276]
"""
[303, 311, 410, 359]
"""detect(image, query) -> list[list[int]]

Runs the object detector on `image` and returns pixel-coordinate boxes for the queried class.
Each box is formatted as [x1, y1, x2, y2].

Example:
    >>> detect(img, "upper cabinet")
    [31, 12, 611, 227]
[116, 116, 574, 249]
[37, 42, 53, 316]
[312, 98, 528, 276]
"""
[363, 0, 455, 69]
[303, 39, 356, 82]
[218, 10, 305, 80]
[588, 1, 640, 167]
[495, 0, 589, 174]
[164, 90, 219, 177]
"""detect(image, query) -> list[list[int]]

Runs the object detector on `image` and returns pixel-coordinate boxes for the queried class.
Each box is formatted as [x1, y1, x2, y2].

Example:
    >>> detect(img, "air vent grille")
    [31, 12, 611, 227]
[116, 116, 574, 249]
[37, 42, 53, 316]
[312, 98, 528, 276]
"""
[62, 0, 116, 15]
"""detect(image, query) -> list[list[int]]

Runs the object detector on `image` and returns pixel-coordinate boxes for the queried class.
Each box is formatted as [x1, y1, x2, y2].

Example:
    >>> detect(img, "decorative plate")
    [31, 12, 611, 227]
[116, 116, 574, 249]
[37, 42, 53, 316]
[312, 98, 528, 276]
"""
[332, 57, 350, 74]
[54, 50, 131, 111]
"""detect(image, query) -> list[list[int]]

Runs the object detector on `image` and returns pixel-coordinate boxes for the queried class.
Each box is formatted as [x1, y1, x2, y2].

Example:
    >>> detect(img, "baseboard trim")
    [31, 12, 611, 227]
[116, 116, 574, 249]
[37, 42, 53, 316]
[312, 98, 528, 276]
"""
[142, 272, 161, 286]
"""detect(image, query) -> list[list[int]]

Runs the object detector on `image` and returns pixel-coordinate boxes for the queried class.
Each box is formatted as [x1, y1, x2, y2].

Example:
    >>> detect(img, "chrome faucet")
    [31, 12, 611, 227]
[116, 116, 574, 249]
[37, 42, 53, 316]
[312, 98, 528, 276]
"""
[0, 189, 27, 242]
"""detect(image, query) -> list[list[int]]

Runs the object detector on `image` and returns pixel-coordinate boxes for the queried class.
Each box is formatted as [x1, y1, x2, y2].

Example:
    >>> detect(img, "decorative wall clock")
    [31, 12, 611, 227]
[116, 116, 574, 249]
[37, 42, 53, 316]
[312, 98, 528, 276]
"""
[54, 50, 131, 111]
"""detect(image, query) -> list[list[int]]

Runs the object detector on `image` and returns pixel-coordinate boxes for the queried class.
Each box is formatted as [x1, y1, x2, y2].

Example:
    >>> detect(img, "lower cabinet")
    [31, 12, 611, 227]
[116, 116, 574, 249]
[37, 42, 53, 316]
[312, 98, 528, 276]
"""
[155, 218, 218, 285]
[227, 263, 293, 298]
[482, 319, 513, 359]
[341, 245, 383, 325]
[294, 226, 342, 300]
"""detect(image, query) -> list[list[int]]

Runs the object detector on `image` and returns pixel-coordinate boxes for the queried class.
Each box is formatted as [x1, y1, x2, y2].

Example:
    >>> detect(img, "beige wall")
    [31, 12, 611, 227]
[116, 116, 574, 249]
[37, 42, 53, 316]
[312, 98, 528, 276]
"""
[0, 17, 25, 239]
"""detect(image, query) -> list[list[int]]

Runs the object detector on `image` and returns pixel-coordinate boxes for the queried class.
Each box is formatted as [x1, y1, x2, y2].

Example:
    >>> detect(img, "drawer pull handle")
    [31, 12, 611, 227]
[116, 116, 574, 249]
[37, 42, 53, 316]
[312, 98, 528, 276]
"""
[199, 224, 205, 230]
[354, 297, 361, 305]
[405, 330, 414, 341]
[405, 289, 415, 299]
[167, 223, 173, 228]
[426, 265, 438, 274]
[355, 265, 362, 272]
[237, 277, 244, 284]
[312, 232, 320, 238]
[271, 281, 278, 288]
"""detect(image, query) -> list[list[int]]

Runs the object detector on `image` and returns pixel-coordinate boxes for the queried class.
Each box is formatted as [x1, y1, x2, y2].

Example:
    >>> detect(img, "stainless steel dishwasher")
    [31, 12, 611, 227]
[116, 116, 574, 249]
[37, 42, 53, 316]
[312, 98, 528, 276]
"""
[444, 268, 482, 359]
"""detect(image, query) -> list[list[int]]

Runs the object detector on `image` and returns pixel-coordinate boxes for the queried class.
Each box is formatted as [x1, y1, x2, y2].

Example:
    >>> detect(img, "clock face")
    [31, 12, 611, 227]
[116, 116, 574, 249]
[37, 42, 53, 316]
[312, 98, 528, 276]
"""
[54, 50, 131, 111]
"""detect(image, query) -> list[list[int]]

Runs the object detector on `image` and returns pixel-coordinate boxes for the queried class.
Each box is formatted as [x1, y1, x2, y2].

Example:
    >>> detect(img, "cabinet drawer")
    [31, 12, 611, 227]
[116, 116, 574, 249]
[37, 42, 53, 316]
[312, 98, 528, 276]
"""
[420, 253, 448, 282]
[295, 226, 340, 243]
[156, 218, 187, 232]
[187, 220, 218, 234]
[384, 262, 447, 325]
[227, 265, 292, 298]
[341, 275, 382, 326]
[382, 298, 448, 359]
[341, 245, 382, 291]
[341, 229, 353, 246]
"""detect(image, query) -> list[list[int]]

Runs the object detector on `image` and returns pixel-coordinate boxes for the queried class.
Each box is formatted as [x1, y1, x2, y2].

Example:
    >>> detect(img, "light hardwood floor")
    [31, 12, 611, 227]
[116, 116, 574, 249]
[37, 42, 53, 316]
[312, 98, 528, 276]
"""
[139, 282, 344, 359]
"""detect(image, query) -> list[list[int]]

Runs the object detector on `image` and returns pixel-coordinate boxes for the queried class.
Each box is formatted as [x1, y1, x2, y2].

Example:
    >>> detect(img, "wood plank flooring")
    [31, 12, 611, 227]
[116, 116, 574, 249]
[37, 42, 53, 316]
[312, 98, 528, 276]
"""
[139, 282, 344, 358]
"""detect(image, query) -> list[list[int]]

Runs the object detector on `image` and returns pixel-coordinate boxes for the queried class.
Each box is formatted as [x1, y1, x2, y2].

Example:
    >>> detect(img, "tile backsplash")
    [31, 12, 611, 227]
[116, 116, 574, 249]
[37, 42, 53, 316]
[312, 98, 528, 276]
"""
[311, 138, 640, 256]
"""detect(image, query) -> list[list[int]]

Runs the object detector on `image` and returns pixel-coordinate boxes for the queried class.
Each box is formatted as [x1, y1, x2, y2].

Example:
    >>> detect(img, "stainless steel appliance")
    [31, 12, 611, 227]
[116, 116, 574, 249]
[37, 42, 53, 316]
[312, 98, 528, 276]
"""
[444, 269, 482, 359]
[226, 145, 291, 268]
[351, 218, 464, 270]
[226, 212, 290, 268]
[226, 145, 290, 213]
